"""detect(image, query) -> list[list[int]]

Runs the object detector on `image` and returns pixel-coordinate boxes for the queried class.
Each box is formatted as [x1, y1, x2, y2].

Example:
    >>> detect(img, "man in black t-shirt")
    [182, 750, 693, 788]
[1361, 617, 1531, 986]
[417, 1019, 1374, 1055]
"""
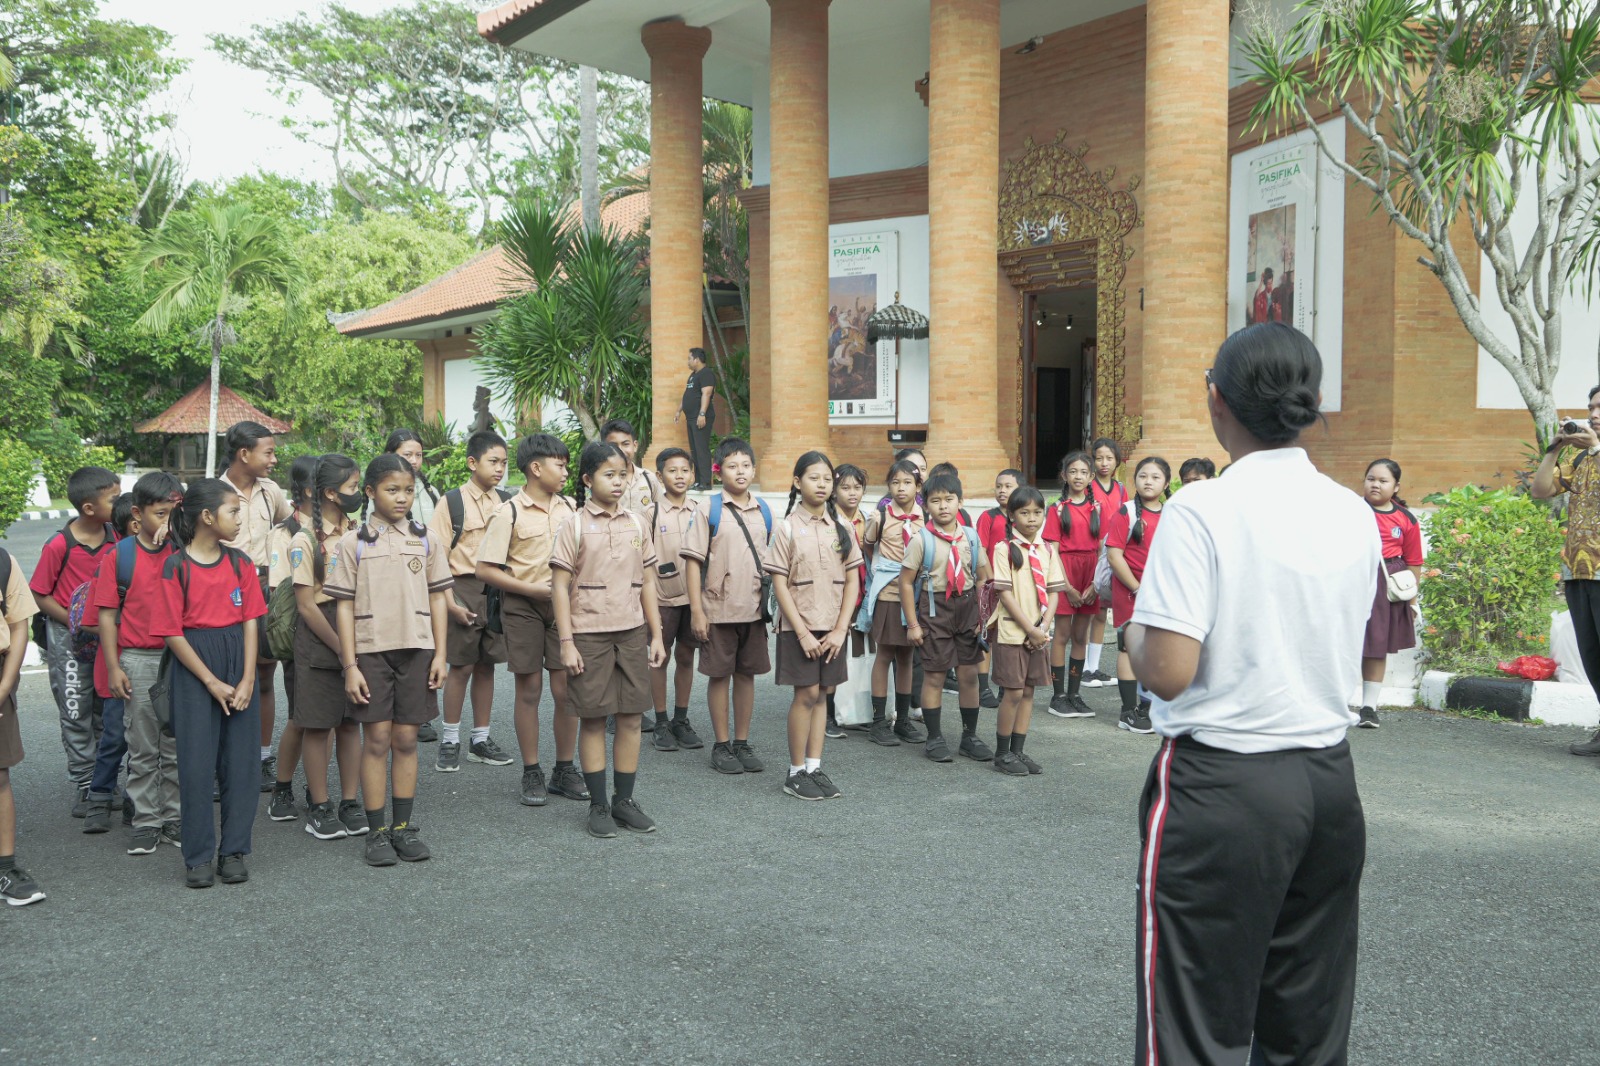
[675, 347, 717, 489]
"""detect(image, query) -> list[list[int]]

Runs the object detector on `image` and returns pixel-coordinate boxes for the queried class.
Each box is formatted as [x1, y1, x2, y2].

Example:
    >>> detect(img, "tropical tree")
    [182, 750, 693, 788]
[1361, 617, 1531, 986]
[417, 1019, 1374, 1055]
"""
[477, 195, 650, 441]
[128, 203, 304, 474]
[1240, 0, 1600, 441]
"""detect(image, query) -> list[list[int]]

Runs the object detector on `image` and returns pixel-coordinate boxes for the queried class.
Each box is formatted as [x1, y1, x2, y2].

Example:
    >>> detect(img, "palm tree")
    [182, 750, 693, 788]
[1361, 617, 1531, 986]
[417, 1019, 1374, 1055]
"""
[129, 203, 303, 475]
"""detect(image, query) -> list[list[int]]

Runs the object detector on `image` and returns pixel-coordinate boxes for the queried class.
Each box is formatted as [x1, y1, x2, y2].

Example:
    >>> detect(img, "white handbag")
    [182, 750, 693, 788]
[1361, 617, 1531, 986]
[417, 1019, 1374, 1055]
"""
[1384, 566, 1418, 603]
[831, 652, 874, 726]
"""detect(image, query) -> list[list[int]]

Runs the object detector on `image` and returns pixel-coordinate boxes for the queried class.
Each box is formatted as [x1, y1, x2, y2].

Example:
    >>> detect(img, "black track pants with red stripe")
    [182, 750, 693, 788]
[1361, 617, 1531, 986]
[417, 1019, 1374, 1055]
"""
[1135, 736, 1365, 1066]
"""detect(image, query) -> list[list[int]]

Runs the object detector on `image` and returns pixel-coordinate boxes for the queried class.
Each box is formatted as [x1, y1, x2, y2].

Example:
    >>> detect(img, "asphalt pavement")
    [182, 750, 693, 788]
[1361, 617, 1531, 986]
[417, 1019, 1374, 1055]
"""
[1, 644, 1597, 1065]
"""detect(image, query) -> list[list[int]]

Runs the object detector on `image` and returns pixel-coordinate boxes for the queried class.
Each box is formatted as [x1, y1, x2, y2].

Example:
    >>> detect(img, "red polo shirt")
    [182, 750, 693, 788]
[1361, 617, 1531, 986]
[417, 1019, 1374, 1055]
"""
[29, 524, 118, 609]
[149, 548, 267, 637]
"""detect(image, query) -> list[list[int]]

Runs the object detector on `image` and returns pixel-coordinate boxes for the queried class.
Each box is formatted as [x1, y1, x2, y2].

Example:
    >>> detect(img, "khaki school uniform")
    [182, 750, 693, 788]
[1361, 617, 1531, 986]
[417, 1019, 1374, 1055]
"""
[680, 494, 772, 678]
[765, 511, 862, 688]
[0, 558, 40, 769]
[550, 504, 656, 718]
[224, 474, 293, 660]
[289, 525, 353, 729]
[621, 466, 660, 517]
[864, 506, 923, 646]
[903, 526, 988, 673]
[478, 490, 575, 676]
[650, 497, 701, 652]
[427, 482, 509, 667]
[324, 521, 453, 725]
[989, 534, 1067, 690]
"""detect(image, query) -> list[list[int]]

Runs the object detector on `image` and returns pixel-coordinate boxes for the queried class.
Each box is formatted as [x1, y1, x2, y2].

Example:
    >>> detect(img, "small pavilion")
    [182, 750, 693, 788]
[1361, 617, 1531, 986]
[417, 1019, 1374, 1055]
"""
[136, 383, 292, 475]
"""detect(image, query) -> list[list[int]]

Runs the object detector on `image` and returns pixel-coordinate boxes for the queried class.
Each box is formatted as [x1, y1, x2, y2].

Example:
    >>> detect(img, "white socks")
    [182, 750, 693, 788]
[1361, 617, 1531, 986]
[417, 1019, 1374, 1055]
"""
[804, 757, 821, 774]
[470, 726, 490, 745]
[1085, 642, 1103, 674]
[790, 764, 805, 777]
[260, 746, 272, 761]
[1362, 681, 1382, 709]
[441, 722, 461, 745]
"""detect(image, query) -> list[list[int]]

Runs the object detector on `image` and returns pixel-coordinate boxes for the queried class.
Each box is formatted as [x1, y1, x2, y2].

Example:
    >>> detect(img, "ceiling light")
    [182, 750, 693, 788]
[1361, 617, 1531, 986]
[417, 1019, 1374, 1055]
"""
[1066, 314, 1074, 330]
[1034, 310, 1047, 327]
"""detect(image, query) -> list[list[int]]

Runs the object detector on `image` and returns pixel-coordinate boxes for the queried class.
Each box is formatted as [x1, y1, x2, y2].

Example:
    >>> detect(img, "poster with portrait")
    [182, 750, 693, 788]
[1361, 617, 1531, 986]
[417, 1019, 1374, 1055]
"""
[827, 231, 898, 420]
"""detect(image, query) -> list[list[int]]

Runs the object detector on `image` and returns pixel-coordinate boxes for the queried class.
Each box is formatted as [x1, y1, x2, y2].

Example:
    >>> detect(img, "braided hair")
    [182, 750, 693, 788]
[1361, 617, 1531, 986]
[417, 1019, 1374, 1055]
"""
[575, 440, 626, 510]
[1056, 450, 1099, 540]
[1003, 486, 1048, 571]
[357, 453, 425, 542]
[785, 451, 852, 561]
[308, 453, 358, 583]
[1128, 456, 1172, 545]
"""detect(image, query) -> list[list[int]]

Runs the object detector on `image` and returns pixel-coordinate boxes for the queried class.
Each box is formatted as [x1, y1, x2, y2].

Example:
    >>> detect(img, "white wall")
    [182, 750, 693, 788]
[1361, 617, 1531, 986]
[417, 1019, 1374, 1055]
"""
[444, 355, 520, 434]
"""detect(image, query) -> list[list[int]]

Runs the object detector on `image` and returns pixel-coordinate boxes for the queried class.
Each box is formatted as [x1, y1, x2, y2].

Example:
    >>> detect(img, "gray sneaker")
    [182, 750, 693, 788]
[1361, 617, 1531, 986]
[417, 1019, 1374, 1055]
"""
[304, 802, 348, 840]
[435, 741, 461, 773]
[730, 740, 764, 773]
[611, 796, 657, 833]
[893, 718, 927, 744]
[867, 719, 902, 747]
[587, 803, 618, 839]
[126, 826, 161, 855]
[415, 719, 439, 743]
[710, 743, 745, 775]
[958, 733, 994, 761]
[259, 756, 276, 793]
[1357, 706, 1380, 729]
[653, 721, 679, 751]
[160, 822, 183, 848]
[519, 765, 549, 806]
[338, 801, 370, 837]
[467, 737, 513, 766]
[267, 785, 297, 822]
[71, 785, 90, 819]
[783, 771, 825, 801]
[669, 718, 705, 749]
[809, 769, 842, 799]
[548, 764, 590, 801]
[993, 751, 1030, 776]
[364, 828, 398, 867]
[81, 798, 112, 834]
[391, 824, 431, 862]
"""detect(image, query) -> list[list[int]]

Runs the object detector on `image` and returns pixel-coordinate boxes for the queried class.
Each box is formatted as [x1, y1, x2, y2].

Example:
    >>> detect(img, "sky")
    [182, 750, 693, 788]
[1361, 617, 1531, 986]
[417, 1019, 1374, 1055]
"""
[102, 0, 398, 187]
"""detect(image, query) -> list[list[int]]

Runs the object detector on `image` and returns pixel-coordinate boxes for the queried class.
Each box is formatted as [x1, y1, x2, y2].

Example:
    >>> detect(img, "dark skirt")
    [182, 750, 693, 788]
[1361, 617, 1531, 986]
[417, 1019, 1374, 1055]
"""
[1362, 557, 1417, 658]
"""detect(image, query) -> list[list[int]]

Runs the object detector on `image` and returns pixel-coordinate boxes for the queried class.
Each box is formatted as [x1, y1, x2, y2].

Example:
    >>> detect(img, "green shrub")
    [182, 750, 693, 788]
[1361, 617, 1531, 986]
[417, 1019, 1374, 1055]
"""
[1420, 485, 1565, 674]
[21, 423, 84, 499]
[0, 438, 37, 531]
[83, 444, 125, 474]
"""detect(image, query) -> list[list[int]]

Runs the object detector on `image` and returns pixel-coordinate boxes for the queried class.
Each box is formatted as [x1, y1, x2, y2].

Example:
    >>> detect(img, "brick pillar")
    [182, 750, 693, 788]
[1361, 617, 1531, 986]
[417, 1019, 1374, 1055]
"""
[642, 19, 711, 463]
[763, 0, 830, 488]
[747, 203, 772, 464]
[927, 0, 1009, 480]
[1140, 0, 1229, 462]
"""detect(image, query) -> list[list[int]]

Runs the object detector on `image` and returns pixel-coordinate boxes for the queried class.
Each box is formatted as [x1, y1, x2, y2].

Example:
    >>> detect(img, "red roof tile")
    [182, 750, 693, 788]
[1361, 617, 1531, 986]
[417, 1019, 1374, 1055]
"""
[477, 0, 554, 43]
[135, 383, 292, 435]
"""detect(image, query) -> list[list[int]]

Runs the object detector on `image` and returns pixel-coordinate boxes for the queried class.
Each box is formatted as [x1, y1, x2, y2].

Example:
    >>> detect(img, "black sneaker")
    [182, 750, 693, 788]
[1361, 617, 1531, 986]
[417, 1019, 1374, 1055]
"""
[416, 719, 439, 743]
[548, 764, 590, 801]
[467, 737, 513, 766]
[731, 740, 764, 772]
[611, 797, 657, 833]
[259, 756, 276, 793]
[1118, 709, 1155, 734]
[943, 669, 960, 693]
[71, 785, 89, 818]
[435, 741, 461, 772]
[364, 829, 399, 866]
[1046, 693, 1073, 718]
[653, 721, 679, 751]
[1357, 706, 1380, 729]
[338, 801, 370, 836]
[810, 768, 842, 799]
[825, 715, 846, 739]
[993, 751, 1029, 776]
[1082, 669, 1110, 688]
[391, 824, 431, 861]
[1066, 694, 1095, 718]
[160, 822, 182, 848]
[520, 765, 549, 806]
[783, 771, 826, 800]
[979, 685, 1000, 710]
[923, 736, 954, 762]
[185, 863, 215, 889]
[0, 866, 44, 906]
[218, 854, 248, 884]
[126, 826, 161, 855]
[670, 717, 705, 749]
[1569, 728, 1600, 756]
[267, 785, 297, 822]
[82, 798, 111, 834]
[867, 719, 902, 747]
[304, 802, 348, 840]
[893, 718, 927, 744]
[1015, 749, 1043, 775]
[959, 733, 994, 761]
[710, 743, 745, 775]
[587, 803, 618, 839]
[640, 715, 655, 733]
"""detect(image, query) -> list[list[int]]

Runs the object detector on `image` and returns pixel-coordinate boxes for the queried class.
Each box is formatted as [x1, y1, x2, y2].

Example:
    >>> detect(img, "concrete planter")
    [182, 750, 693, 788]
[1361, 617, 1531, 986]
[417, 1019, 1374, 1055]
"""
[1418, 669, 1599, 727]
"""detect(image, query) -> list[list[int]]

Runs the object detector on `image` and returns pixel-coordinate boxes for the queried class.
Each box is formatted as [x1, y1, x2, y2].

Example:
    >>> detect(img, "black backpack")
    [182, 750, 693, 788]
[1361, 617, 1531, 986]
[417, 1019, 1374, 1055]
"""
[447, 487, 513, 634]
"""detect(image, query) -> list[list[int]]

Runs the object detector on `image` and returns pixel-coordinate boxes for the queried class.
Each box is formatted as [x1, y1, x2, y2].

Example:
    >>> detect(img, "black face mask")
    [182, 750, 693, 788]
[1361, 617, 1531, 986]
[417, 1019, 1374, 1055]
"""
[336, 491, 365, 514]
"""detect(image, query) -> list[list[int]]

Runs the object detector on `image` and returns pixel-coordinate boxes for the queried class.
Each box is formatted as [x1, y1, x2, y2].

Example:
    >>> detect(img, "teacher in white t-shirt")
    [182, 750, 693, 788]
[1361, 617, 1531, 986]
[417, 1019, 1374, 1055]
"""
[1124, 322, 1380, 1066]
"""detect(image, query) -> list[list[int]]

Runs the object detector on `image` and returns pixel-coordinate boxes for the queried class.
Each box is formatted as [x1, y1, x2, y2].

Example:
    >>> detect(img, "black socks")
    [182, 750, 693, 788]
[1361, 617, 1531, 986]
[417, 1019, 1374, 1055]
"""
[613, 771, 636, 801]
[1118, 679, 1138, 713]
[392, 797, 414, 827]
[826, 693, 836, 717]
[923, 706, 942, 739]
[584, 770, 608, 805]
[894, 692, 911, 723]
[1012, 733, 1027, 753]
[994, 733, 1011, 755]
[1051, 664, 1065, 698]
[523, 762, 541, 774]
[366, 808, 386, 831]
[0, 854, 13, 871]
[959, 706, 979, 735]
[1067, 657, 1085, 697]
[977, 670, 992, 694]
[871, 694, 888, 723]
[672, 705, 688, 721]
[655, 711, 668, 726]
[555, 759, 575, 772]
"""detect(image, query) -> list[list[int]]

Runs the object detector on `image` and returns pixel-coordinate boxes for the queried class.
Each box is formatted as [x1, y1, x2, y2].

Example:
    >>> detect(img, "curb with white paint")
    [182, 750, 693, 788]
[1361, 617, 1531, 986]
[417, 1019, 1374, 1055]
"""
[1418, 669, 1599, 727]
[18, 509, 73, 521]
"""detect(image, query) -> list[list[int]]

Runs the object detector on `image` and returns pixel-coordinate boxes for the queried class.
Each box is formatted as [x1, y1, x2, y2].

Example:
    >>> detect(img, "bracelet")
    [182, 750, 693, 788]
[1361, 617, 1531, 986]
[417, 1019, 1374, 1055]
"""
[560, 637, 574, 643]
[341, 663, 357, 672]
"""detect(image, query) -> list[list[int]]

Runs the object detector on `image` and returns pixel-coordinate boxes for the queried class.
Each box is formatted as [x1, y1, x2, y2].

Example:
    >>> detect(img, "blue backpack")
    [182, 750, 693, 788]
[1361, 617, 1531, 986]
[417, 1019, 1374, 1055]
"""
[913, 525, 982, 618]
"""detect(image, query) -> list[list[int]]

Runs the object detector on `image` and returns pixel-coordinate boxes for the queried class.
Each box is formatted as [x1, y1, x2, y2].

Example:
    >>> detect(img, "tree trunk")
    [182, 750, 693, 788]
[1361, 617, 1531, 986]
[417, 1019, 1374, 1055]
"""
[206, 314, 222, 477]
[579, 65, 600, 234]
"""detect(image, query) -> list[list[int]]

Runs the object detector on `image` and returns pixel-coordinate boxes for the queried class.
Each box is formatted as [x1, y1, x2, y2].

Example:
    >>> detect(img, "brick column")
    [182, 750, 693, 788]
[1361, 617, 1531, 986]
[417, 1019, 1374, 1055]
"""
[763, 0, 830, 488]
[927, 0, 1010, 480]
[642, 19, 711, 463]
[1140, 0, 1229, 461]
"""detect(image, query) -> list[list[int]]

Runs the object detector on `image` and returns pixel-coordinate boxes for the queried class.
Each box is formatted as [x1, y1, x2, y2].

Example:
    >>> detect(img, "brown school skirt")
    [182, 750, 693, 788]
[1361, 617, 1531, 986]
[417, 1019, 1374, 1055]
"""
[293, 602, 351, 729]
[775, 629, 849, 688]
[914, 588, 985, 673]
[565, 626, 652, 718]
[0, 691, 21, 770]
[991, 642, 1050, 690]
[1363, 557, 1418, 658]
[869, 597, 912, 648]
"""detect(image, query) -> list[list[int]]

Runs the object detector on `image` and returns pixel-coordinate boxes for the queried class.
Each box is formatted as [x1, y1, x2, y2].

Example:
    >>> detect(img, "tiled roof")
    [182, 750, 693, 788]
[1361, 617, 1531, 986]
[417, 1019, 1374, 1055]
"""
[477, 0, 554, 43]
[135, 383, 292, 435]
[336, 190, 651, 337]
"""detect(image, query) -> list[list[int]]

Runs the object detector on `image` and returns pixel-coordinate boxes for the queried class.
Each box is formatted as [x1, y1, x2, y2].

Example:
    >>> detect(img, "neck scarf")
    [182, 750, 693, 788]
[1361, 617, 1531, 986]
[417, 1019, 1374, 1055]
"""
[1022, 536, 1048, 612]
[890, 507, 920, 547]
[929, 525, 967, 598]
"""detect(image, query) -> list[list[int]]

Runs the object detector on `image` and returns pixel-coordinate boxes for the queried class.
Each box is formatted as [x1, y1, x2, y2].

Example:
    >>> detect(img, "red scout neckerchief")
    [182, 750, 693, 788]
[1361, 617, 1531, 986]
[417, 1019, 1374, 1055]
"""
[889, 506, 921, 548]
[1019, 535, 1049, 612]
[928, 524, 967, 598]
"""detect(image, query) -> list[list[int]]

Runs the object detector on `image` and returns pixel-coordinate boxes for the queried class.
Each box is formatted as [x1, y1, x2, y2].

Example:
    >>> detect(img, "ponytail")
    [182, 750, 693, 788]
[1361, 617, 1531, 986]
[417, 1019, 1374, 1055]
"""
[169, 478, 236, 550]
[825, 499, 851, 562]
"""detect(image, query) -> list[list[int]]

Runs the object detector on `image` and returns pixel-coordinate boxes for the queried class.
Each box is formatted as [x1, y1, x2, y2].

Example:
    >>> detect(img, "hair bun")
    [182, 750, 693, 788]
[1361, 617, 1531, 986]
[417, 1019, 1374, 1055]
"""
[1275, 387, 1321, 430]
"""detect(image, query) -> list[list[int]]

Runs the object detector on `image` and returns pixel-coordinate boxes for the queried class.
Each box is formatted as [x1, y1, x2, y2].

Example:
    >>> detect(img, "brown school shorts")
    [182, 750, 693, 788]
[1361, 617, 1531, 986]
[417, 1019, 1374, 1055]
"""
[914, 588, 986, 674]
[255, 569, 278, 664]
[869, 598, 912, 648]
[990, 642, 1051, 691]
[0, 691, 22, 770]
[774, 629, 849, 689]
[293, 662, 353, 730]
[348, 648, 439, 726]
[446, 574, 508, 667]
[698, 621, 771, 679]
[565, 626, 651, 719]
[501, 592, 563, 676]
[659, 603, 701, 655]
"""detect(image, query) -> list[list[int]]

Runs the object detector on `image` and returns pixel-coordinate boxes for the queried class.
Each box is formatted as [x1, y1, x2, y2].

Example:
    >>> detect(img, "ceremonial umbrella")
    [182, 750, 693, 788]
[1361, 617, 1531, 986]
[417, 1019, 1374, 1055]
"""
[866, 292, 930, 433]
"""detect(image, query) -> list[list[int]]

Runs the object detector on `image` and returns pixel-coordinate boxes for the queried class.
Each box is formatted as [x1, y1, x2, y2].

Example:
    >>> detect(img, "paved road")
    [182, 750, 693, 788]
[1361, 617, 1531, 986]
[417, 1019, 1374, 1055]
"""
[1, 516, 63, 579]
[2, 659, 1597, 1065]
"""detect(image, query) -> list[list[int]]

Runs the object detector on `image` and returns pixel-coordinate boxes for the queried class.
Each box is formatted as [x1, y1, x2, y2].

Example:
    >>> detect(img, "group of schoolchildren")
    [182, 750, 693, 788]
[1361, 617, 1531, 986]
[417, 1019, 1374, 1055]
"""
[0, 413, 1419, 906]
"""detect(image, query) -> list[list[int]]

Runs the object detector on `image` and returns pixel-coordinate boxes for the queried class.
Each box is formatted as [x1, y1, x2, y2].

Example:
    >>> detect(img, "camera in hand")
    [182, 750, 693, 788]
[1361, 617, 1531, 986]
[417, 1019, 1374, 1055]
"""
[657, 561, 679, 579]
[1562, 418, 1587, 437]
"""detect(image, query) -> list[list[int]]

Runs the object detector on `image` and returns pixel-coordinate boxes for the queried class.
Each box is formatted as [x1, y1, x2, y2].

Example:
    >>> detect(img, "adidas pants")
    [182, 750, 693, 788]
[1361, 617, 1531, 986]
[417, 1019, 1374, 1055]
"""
[45, 618, 103, 786]
[1135, 736, 1365, 1066]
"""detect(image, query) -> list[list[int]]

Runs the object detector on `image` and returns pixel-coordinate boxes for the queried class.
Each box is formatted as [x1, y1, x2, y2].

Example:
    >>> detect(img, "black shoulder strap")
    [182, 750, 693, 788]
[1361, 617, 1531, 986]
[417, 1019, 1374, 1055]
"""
[0, 546, 11, 618]
[57, 522, 79, 553]
[726, 504, 766, 573]
[496, 487, 513, 503]
[446, 489, 465, 550]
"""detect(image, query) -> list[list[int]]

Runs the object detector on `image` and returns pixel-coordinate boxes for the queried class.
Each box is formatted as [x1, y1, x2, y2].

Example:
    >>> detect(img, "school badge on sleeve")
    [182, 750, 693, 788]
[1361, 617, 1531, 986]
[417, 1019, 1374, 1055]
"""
[230, 588, 243, 607]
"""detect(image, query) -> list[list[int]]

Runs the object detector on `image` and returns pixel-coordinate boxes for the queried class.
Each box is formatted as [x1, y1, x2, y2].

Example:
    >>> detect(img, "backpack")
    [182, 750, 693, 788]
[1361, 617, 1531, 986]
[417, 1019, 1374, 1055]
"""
[67, 536, 138, 664]
[32, 522, 116, 653]
[914, 525, 982, 617]
[448, 487, 514, 635]
[0, 549, 12, 645]
[264, 518, 305, 663]
[1093, 501, 1140, 603]
[706, 495, 774, 625]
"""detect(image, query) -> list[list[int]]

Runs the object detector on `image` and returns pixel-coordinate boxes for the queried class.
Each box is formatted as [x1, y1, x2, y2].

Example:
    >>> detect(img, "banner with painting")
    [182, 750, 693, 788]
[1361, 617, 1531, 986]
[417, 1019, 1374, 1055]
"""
[827, 231, 898, 420]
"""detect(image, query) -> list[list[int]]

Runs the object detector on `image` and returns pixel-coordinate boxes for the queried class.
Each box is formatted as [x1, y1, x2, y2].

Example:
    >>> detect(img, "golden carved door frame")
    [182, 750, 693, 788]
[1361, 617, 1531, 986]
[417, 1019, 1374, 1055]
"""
[998, 133, 1142, 459]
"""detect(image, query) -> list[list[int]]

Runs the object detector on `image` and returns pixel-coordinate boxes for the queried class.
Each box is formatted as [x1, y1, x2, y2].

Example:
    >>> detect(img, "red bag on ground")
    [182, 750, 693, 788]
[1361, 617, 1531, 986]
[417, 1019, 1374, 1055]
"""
[1496, 655, 1557, 681]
